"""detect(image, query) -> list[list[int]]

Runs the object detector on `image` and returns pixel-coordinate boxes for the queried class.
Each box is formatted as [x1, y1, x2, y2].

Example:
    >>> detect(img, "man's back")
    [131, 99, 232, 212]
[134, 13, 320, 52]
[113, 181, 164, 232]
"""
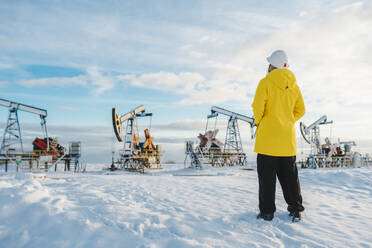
[252, 69, 305, 156]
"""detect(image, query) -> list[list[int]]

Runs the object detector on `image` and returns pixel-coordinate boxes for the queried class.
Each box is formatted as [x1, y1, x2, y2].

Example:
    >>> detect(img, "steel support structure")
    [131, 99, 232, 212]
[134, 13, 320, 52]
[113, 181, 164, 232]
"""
[0, 98, 48, 155]
[124, 118, 134, 155]
[224, 116, 243, 154]
[1, 107, 24, 153]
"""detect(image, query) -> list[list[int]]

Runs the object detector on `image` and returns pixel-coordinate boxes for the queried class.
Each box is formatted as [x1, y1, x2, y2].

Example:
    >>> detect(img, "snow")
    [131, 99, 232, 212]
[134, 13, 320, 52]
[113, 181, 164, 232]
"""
[0, 164, 371, 248]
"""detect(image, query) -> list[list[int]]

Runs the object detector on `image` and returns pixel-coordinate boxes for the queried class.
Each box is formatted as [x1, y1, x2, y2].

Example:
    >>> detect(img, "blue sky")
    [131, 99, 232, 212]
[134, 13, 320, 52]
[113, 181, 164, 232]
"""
[1, 0, 372, 163]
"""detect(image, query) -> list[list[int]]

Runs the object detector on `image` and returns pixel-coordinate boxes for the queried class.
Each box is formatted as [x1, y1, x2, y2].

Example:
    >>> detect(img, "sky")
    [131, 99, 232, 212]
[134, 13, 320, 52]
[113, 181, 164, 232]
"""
[1, 0, 372, 163]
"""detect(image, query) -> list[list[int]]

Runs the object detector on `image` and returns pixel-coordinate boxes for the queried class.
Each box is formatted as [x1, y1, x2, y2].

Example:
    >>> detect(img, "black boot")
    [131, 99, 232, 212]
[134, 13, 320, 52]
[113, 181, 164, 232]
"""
[257, 212, 274, 221]
[289, 211, 301, 222]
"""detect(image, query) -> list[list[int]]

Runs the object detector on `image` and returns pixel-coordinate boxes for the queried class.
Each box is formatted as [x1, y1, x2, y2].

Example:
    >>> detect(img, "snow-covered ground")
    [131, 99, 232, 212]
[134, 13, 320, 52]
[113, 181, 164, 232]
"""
[0, 164, 371, 248]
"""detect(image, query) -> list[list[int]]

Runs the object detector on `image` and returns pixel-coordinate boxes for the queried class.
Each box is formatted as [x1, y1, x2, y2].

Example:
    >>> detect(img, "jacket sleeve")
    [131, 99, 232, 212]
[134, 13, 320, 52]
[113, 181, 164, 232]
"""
[251, 79, 267, 126]
[293, 88, 305, 122]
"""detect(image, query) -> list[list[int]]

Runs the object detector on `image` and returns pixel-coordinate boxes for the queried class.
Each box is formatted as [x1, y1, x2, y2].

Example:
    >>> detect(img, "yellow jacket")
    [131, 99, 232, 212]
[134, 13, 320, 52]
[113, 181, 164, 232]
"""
[252, 69, 305, 156]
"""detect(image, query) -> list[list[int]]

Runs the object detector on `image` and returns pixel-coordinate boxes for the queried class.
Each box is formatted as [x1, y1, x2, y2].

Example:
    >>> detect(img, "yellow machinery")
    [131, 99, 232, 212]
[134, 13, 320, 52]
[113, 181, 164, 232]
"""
[111, 105, 162, 172]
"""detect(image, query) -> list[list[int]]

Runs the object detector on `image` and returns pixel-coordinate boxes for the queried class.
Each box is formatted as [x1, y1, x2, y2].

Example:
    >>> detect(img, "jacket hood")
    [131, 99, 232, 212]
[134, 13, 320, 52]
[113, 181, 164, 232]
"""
[266, 69, 297, 90]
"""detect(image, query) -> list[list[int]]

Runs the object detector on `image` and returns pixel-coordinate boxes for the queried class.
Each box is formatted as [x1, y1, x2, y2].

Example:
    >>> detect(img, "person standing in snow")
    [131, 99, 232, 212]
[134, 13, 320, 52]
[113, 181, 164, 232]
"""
[252, 50, 305, 221]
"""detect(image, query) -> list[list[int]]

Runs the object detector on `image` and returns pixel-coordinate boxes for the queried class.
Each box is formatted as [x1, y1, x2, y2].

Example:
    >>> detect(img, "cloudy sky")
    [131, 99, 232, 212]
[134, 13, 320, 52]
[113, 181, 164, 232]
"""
[1, 0, 372, 163]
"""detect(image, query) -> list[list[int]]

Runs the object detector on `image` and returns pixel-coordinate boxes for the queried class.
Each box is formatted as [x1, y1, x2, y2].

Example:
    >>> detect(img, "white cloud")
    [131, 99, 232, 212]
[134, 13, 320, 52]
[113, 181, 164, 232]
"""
[18, 76, 88, 87]
[0, 81, 10, 87]
[178, 79, 249, 105]
[86, 67, 117, 95]
[16, 67, 117, 95]
[0, 62, 13, 70]
[119, 71, 205, 92]
[188, 50, 206, 59]
[119, 71, 251, 105]
[14, 67, 252, 105]
[332, 1, 364, 13]
[233, 2, 372, 109]
[13, 2, 372, 108]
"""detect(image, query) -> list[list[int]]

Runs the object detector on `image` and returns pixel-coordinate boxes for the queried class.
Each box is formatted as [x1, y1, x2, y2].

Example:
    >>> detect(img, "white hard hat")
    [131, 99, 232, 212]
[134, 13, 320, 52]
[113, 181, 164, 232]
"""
[267, 50, 289, 69]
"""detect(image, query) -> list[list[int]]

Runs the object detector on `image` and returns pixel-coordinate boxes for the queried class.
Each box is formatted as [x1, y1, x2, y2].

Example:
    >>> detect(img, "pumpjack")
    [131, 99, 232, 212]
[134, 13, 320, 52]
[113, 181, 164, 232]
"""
[0, 98, 49, 154]
[300, 115, 366, 168]
[0, 98, 81, 172]
[185, 106, 255, 168]
[111, 105, 162, 172]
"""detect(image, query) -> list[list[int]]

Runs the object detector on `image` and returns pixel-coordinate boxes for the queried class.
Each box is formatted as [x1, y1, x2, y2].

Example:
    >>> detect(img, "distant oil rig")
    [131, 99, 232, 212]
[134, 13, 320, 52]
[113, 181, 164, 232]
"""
[110, 105, 162, 173]
[0, 98, 81, 172]
[185, 106, 255, 168]
[299, 115, 369, 168]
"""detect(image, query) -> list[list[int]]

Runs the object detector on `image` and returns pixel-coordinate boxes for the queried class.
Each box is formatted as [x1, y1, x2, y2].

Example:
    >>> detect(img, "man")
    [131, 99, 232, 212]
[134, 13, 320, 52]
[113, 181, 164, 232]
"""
[252, 50, 305, 221]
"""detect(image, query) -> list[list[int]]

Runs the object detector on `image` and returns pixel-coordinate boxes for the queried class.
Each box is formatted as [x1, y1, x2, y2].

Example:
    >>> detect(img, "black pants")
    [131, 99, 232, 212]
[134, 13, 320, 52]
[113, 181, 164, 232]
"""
[257, 153, 304, 214]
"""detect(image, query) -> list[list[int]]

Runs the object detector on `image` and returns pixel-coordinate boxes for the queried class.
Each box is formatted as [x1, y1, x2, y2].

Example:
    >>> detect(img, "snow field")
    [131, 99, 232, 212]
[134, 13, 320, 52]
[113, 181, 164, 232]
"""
[0, 164, 371, 248]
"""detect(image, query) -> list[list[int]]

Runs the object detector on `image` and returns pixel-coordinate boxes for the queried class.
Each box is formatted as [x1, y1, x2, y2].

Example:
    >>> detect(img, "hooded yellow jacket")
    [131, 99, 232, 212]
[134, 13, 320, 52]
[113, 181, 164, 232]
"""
[252, 69, 305, 156]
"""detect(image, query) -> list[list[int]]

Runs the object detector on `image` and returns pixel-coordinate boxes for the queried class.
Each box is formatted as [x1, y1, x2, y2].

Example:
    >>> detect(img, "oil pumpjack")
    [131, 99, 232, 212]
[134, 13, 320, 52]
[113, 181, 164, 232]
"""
[111, 105, 162, 172]
[185, 106, 256, 168]
[0, 98, 81, 172]
[300, 115, 366, 168]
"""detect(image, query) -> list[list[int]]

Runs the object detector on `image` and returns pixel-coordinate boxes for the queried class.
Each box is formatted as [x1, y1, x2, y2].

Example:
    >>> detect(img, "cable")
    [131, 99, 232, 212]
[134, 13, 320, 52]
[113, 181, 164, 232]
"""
[149, 115, 152, 132]
[214, 115, 218, 132]
[205, 117, 209, 133]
